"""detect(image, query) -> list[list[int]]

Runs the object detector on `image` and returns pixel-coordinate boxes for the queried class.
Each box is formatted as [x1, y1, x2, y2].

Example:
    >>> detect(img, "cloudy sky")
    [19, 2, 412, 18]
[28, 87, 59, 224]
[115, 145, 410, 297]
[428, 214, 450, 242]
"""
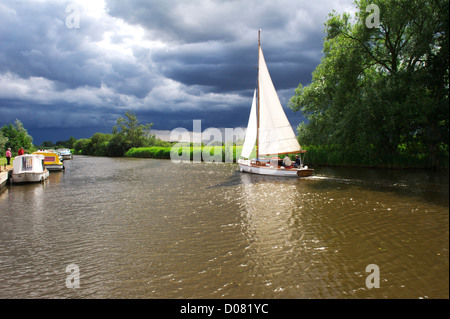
[0, 0, 356, 144]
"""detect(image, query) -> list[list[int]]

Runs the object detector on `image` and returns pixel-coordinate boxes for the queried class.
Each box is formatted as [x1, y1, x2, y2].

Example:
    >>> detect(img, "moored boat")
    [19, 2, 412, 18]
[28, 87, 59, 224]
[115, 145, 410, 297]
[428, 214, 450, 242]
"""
[238, 31, 313, 177]
[33, 150, 65, 171]
[12, 154, 49, 183]
[57, 148, 73, 160]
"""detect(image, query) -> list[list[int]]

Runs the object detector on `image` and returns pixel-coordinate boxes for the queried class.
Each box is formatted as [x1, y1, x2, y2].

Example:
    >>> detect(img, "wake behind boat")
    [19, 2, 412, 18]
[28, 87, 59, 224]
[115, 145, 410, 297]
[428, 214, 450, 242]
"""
[238, 30, 313, 177]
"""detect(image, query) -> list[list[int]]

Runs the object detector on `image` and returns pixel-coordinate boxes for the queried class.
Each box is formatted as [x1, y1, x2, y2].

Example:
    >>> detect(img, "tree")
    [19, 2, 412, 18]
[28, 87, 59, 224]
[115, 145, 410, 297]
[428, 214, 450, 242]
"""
[0, 131, 7, 153]
[1, 119, 34, 153]
[113, 111, 154, 148]
[289, 0, 449, 168]
[73, 139, 90, 155]
[107, 133, 131, 157]
[41, 141, 55, 148]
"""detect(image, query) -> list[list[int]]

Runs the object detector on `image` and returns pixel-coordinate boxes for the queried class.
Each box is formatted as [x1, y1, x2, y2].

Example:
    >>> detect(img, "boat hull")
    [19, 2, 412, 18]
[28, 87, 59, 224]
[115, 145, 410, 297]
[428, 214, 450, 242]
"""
[46, 164, 64, 171]
[238, 161, 313, 177]
[1, 171, 9, 188]
[12, 170, 49, 183]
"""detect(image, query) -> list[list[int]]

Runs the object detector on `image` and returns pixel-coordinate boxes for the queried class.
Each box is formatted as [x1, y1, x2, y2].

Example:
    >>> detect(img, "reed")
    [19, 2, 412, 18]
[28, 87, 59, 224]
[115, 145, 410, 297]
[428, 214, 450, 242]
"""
[125, 145, 243, 162]
[123, 144, 444, 169]
[124, 147, 172, 159]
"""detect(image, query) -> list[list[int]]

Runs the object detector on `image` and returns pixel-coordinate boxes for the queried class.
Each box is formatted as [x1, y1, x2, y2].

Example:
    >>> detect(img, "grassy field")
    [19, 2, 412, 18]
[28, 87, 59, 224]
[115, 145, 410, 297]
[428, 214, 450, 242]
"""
[0, 157, 13, 166]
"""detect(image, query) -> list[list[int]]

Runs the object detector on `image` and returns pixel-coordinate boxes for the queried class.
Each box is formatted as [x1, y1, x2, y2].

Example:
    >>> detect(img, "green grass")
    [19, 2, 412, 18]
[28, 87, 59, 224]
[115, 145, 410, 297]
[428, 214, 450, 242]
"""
[124, 145, 243, 163]
[125, 147, 172, 159]
[0, 157, 13, 166]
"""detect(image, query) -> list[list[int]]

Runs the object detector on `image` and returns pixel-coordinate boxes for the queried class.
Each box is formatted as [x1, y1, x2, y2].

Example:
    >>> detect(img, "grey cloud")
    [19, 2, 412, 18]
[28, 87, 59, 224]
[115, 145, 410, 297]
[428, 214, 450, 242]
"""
[0, 0, 356, 144]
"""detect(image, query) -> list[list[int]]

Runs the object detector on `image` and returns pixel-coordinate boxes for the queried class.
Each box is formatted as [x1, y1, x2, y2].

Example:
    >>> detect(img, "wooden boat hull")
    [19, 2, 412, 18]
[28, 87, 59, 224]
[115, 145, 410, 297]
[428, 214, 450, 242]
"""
[238, 161, 313, 177]
[12, 170, 49, 183]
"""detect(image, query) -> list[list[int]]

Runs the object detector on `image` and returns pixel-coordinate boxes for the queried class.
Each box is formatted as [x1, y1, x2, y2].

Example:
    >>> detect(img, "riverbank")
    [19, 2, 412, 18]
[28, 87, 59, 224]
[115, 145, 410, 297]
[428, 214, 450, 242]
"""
[124, 145, 243, 163]
[0, 165, 12, 189]
[301, 146, 449, 170]
[119, 146, 448, 170]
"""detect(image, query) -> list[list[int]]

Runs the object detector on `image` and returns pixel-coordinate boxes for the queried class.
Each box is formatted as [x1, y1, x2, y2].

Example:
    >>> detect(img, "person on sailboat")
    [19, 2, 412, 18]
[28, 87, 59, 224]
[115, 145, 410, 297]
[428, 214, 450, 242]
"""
[293, 154, 302, 168]
[282, 155, 292, 167]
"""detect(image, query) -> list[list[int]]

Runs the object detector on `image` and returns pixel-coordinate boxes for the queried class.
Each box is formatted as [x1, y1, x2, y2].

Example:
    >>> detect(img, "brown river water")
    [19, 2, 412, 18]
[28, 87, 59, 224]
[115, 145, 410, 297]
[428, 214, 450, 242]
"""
[0, 156, 448, 299]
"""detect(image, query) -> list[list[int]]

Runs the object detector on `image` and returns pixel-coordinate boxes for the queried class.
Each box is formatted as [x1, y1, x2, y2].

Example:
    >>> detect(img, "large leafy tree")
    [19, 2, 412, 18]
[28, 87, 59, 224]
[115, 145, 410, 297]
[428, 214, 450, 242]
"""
[1, 119, 34, 153]
[290, 0, 449, 168]
[113, 111, 154, 148]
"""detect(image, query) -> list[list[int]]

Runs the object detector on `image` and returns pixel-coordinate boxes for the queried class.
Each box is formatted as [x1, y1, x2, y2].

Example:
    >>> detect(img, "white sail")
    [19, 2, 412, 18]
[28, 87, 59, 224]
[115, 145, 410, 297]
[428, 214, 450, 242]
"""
[257, 46, 301, 156]
[240, 89, 257, 159]
[238, 31, 313, 177]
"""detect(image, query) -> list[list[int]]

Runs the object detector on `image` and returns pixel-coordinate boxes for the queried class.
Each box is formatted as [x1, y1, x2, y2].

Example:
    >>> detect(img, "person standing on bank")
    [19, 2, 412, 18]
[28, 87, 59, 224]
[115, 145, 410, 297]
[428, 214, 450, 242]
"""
[18, 147, 24, 156]
[5, 148, 12, 165]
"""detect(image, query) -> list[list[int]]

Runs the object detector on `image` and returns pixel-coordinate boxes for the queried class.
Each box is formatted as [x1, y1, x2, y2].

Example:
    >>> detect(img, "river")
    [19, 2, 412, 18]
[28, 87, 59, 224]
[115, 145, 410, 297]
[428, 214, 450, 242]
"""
[0, 156, 448, 299]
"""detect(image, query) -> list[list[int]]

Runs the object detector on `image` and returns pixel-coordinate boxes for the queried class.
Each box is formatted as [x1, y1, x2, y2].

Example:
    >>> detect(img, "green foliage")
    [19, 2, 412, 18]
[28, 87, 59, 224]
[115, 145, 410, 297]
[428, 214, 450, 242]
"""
[289, 0, 449, 169]
[1, 119, 35, 155]
[0, 131, 7, 152]
[114, 110, 154, 148]
[53, 136, 77, 149]
[124, 145, 242, 162]
[125, 147, 172, 159]
[107, 133, 131, 157]
[73, 111, 170, 157]
[73, 138, 90, 155]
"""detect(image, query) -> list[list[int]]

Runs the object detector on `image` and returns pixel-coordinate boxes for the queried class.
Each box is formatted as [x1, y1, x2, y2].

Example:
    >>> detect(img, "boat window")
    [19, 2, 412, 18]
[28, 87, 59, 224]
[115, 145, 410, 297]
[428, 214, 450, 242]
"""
[22, 157, 33, 171]
[44, 156, 56, 162]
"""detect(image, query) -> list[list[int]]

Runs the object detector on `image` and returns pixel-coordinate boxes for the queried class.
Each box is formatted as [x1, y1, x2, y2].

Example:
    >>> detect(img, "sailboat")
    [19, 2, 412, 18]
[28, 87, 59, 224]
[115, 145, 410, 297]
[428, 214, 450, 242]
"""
[238, 31, 314, 177]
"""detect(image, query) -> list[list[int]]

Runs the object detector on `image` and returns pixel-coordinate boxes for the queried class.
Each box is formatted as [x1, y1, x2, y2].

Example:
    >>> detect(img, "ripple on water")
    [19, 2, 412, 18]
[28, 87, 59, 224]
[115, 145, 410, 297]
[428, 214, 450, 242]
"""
[0, 158, 448, 298]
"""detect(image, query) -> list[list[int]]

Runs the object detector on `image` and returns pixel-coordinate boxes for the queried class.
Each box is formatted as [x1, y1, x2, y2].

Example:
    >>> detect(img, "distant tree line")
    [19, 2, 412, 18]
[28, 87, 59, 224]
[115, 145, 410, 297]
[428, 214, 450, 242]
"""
[73, 111, 172, 157]
[40, 137, 77, 149]
[289, 0, 448, 169]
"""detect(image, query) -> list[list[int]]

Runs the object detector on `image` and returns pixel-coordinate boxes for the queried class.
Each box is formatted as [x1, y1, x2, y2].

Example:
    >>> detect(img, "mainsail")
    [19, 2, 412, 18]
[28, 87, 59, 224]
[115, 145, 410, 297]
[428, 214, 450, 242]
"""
[258, 46, 301, 156]
[240, 44, 301, 158]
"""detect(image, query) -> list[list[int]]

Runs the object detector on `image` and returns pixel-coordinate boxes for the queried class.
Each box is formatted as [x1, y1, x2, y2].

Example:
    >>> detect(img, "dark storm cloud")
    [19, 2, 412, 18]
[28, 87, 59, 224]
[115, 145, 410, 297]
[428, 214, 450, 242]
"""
[0, 0, 356, 143]
[1, 2, 102, 89]
[151, 42, 257, 93]
[0, 1, 157, 94]
[105, 0, 328, 91]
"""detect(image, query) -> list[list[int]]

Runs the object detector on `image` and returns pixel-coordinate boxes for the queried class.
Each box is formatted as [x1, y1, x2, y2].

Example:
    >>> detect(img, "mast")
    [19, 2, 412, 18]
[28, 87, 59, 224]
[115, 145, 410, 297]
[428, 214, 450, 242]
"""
[256, 29, 261, 161]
